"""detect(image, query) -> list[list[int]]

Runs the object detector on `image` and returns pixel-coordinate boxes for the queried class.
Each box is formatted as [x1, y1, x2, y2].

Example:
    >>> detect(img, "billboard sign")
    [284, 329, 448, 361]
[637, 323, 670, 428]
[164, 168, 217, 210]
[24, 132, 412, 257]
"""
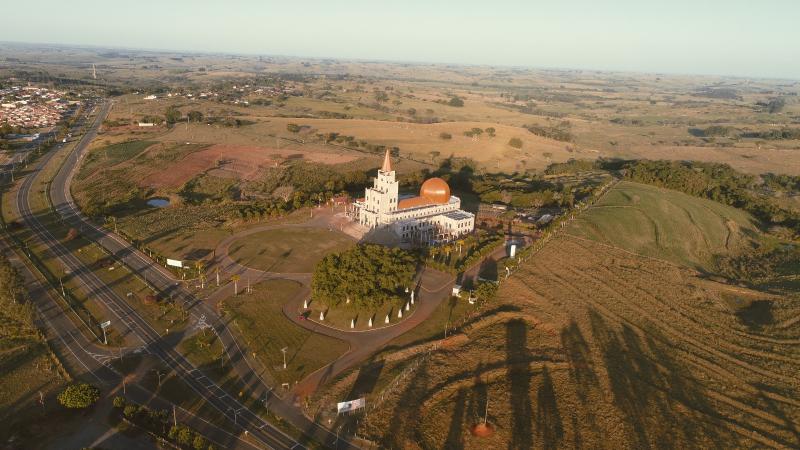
[167, 259, 183, 268]
[337, 397, 366, 414]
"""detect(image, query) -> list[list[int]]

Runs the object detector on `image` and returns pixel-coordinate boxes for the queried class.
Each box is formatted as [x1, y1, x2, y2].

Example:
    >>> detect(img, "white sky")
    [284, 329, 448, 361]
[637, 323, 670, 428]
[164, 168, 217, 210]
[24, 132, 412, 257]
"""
[2, 0, 798, 79]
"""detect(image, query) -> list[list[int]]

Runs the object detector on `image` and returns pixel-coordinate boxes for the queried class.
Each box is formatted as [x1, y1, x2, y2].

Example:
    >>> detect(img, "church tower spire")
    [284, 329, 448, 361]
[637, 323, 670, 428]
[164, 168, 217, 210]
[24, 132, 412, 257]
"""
[381, 149, 393, 173]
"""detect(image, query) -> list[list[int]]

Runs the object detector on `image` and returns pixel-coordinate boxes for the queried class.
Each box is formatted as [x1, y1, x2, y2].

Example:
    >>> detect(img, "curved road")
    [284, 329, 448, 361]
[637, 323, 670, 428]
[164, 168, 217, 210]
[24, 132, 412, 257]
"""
[207, 213, 459, 398]
[19, 101, 352, 449]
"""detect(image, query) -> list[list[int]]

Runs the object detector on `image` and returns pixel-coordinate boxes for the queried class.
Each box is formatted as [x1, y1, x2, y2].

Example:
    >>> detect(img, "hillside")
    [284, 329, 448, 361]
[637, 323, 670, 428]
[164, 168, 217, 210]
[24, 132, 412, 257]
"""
[340, 235, 800, 449]
[567, 181, 760, 271]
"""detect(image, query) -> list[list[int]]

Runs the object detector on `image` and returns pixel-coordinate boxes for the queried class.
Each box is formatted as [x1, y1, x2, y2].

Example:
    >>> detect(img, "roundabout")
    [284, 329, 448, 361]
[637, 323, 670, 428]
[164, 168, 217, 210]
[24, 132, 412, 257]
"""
[207, 209, 460, 397]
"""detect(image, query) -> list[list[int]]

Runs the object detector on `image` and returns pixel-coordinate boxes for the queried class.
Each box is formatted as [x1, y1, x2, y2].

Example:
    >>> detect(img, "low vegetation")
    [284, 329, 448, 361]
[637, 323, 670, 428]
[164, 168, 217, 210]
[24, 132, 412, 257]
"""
[0, 251, 66, 423]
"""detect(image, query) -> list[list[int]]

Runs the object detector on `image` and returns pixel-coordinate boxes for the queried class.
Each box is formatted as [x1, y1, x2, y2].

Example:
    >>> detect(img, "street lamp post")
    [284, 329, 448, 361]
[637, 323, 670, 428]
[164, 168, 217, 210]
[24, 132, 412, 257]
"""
[281, 347, 288, 370]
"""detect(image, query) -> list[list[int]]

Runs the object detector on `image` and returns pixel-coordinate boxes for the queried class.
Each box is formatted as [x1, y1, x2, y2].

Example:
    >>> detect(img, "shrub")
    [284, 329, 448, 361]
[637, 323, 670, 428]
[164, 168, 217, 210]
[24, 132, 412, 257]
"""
[439, 132, 452, 140]
[123, 404, 139, 419]
[475, 281, 498, 301]
[508, 137, 523, 149]
[113, 396, 126, 409]
[57, 383, 100, 409]
[177, 427, 193, 446]
[448, 97, 464, 107]
[193, 435, 208, 450]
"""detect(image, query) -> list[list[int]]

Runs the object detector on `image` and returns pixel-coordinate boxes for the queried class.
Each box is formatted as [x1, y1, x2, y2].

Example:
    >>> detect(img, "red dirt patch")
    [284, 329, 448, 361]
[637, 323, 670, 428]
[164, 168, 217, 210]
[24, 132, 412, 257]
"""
[470, 422, 495, 437]
[140, 144, 359, 189]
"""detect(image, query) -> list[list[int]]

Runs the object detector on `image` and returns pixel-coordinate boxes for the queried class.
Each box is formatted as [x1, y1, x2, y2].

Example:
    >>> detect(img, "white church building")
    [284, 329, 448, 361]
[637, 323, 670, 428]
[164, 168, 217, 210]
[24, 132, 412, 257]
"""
[352, 150, 475, 244]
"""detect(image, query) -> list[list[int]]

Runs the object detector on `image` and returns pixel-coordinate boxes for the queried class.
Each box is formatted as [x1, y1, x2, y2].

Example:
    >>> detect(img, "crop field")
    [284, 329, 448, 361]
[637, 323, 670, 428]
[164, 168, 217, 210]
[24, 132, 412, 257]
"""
[340, 233, 800, 449]
[228, 226, 355, 273]
[567, 181, 760, 270]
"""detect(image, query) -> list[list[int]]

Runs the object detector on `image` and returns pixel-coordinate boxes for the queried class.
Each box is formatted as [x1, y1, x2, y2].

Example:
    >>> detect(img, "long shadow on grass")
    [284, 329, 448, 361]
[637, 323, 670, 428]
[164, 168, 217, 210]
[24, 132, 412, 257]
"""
[506, 318, 533, 450]
[383, 360, 431, 449]
[559, 320, 600, 448]
[379, 304, 522, 356]
[535, 366, 563, 450]
[467, 362, 488, 427]
[444, 389, 467, 449]
[588, 310, 736, 449]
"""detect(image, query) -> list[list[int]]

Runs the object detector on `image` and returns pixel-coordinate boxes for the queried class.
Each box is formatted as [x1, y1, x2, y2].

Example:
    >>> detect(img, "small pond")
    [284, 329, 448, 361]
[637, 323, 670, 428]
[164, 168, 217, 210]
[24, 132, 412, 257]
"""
[146, 197, 170, 208]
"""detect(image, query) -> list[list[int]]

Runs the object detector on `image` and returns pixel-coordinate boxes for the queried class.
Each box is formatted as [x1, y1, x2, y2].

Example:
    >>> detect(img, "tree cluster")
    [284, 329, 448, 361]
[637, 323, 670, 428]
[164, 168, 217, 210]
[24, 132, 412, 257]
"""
[57, 383, 100, 409]
[312, 244, 417, 309]
[524, 123, 573, 142]
[114, 397, 216, 450]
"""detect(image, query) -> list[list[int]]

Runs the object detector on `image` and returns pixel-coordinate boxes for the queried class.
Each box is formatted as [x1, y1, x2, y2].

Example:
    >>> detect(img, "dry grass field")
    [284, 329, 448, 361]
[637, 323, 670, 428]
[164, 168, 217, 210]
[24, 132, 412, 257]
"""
[343, 234, 800, 449]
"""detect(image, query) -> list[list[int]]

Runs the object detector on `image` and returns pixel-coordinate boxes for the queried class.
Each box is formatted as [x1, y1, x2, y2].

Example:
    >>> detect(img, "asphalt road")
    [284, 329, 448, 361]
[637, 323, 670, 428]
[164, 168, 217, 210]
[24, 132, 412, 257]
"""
[15, 101, 347, 449]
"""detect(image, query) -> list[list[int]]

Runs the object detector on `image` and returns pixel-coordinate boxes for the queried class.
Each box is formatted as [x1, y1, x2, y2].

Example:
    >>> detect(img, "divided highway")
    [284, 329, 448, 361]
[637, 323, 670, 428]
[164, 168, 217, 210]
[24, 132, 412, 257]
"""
[16, 101, 354, 449]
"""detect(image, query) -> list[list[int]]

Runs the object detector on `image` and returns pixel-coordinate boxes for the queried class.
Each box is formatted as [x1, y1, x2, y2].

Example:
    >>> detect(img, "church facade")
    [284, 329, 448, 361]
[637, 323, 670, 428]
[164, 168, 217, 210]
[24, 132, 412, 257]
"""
[352, 150, 475, 244]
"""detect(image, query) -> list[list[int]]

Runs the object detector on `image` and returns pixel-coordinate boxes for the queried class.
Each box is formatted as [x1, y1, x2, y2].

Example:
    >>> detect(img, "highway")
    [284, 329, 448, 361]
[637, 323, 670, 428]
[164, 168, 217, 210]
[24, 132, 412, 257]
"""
[14, 100, 354, 449]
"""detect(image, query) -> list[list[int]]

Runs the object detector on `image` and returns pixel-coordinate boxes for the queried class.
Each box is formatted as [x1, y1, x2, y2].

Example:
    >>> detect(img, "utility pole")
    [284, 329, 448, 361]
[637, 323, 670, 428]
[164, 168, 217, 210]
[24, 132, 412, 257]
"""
[281, 347, 288, 369]
[173, 404, 177, 427]
[484, 392, 490, 424]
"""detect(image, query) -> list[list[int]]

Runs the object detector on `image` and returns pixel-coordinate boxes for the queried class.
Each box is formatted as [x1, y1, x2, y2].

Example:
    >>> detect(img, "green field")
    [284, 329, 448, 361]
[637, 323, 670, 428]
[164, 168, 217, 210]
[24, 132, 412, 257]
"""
[228, 227, 355, 273]
[567, 181, 760, 270]
[223, 279, 349, 384]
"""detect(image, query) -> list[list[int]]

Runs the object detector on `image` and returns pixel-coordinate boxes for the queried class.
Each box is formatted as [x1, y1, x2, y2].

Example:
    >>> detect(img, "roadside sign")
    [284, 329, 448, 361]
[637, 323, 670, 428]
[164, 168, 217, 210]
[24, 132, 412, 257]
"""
[337, 397, 366, 414]
[167, 259, 183, 268]
[100, 320, 111, 328]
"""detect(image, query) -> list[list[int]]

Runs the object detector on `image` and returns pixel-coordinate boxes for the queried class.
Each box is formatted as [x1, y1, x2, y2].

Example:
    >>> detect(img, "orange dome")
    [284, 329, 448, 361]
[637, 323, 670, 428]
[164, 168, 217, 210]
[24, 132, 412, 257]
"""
[420, 177, 451, 204]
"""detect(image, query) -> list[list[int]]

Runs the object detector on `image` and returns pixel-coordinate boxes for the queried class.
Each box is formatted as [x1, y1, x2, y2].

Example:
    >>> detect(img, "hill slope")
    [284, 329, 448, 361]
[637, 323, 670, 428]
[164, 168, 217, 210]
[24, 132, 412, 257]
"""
[567, 181, 760, 271]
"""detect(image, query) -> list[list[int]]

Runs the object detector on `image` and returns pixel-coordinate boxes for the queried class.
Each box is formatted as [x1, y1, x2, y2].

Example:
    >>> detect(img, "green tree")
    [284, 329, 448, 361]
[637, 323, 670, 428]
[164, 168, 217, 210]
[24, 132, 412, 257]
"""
[475, 282, 498, 302]
[187, 110, 204, 122]
[177, 427, 193, 446]
[766, 98, 786, 114]
[58, 383, 100, 409]
[448, 97, 464, 107]
[123, 404, 139, 418]
[193, 435, 208, 450]
[508, 137, 523, 149]
[165, 106, 182, 125]
[485, 127, 496, 137]
[113, 396, 126, 409]
[312, 244, 417, 309]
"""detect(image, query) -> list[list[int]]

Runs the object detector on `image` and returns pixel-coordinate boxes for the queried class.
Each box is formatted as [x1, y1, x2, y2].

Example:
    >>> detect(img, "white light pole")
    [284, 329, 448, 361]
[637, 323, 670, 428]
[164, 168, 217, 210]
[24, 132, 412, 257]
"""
[100, 320, 111, 345]
[281, 347, 288, 370]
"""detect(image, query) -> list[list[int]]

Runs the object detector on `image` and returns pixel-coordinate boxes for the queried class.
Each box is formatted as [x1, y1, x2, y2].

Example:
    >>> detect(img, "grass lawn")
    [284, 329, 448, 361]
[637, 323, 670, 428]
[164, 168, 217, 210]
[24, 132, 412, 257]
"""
[228, 226, 354, 273]
[382, 295, 477, 352]
[567, 181, 760, 271]
[223, 279, 348, 385]
[304, 298, 417, 331]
